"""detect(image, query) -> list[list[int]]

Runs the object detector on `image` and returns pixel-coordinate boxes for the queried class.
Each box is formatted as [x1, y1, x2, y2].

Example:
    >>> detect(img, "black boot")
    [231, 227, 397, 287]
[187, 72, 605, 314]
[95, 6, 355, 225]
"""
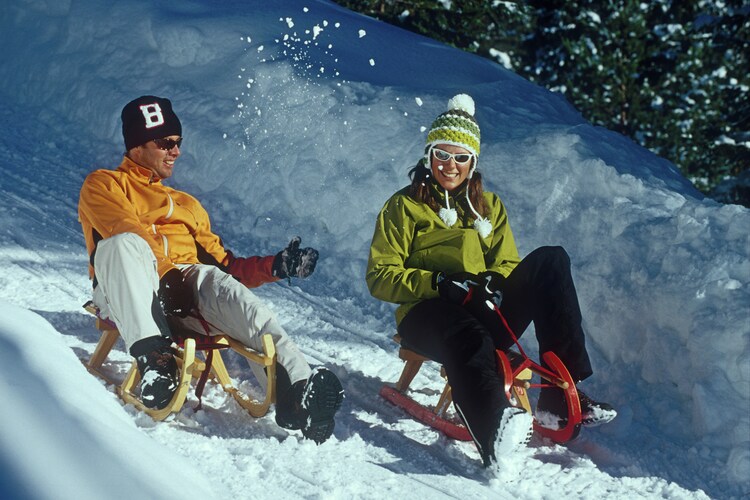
[300, 368, 344, 444]
[130, 336, 178, 410]
[274, 366, 344, 443]
[275, 383, 308, 430]
[275, 366, 308, 430]
[486, 407, 533, 466]
[457, 396, 532, 467]
[578, 390, 617, 426]
[536, 386, 617, 429]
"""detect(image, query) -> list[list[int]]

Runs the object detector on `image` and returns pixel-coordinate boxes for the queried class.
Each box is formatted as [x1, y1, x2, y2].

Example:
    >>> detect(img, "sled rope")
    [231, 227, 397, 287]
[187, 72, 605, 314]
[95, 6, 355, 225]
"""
[177, 310, 231, 411]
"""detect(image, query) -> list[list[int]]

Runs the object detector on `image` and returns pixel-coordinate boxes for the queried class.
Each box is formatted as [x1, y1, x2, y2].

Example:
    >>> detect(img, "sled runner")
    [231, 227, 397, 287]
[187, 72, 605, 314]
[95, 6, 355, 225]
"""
[380, 306, 583, 444]
[83, 302, 277, 421]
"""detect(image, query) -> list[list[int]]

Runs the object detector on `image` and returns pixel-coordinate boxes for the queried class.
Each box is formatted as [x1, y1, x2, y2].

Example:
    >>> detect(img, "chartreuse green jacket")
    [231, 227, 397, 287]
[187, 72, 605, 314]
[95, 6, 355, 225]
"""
[366, 184, 521, 325]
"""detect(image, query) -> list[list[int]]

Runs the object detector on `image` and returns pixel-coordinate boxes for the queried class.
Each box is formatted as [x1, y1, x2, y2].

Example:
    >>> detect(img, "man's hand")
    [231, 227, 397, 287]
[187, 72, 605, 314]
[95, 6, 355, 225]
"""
[273, 236, 319, 279]
[158, 268, 194, 317]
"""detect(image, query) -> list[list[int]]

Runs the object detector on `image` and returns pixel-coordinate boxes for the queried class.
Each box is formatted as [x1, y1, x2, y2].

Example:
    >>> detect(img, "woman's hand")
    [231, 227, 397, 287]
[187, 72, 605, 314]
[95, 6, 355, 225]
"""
[433, 271, 480, 305]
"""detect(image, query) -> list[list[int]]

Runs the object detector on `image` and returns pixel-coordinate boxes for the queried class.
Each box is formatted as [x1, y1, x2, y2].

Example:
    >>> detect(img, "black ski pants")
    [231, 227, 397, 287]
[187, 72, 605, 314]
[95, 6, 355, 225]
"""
[397, 246, 593, 444]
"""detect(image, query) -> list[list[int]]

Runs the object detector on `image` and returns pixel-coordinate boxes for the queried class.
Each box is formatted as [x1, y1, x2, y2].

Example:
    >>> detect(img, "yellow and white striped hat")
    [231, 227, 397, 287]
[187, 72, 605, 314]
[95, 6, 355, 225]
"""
[426, 94, 480, 157]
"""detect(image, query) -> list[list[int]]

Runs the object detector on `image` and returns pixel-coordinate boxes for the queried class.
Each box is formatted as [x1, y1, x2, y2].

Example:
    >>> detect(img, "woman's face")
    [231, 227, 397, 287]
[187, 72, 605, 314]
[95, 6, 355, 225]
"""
[429, 143, 474, 192]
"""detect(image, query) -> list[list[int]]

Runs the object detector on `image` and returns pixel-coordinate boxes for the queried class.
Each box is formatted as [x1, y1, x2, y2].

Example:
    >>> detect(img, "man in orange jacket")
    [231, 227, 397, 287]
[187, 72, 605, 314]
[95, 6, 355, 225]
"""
[78, 96, 342, 443]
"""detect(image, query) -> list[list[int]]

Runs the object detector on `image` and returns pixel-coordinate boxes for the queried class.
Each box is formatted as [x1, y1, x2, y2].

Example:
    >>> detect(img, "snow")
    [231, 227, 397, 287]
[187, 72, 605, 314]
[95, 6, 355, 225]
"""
[0, 0, 748, 498]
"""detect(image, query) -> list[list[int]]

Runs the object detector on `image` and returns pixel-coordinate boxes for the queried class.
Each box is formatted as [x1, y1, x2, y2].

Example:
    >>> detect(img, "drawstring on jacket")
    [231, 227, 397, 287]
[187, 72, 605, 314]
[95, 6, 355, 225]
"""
[438, 188, 458, 227]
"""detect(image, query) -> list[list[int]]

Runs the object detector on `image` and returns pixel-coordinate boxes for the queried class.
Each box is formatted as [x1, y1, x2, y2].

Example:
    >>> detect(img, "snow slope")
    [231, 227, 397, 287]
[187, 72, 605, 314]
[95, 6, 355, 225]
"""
[0, 0, 748, 498]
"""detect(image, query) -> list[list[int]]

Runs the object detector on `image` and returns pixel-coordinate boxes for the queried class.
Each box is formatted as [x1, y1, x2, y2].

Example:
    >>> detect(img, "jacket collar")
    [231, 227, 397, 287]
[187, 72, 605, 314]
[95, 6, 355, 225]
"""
[428, 177, 468, 207]
[118, 156, 162, 185]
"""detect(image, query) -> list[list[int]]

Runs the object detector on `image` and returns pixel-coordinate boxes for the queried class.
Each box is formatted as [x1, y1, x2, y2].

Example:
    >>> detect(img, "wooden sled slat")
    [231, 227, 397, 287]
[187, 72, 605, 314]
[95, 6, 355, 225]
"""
[209, 335, 276, 417]
[117, 338, 196, 420]
[82, 301, 277, 420]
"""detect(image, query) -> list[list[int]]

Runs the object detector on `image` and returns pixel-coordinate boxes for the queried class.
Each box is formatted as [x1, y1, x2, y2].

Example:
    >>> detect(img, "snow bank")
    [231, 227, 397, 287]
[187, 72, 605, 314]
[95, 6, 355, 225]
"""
[0, 0, 748, 497]
[0, 301, 221, 500]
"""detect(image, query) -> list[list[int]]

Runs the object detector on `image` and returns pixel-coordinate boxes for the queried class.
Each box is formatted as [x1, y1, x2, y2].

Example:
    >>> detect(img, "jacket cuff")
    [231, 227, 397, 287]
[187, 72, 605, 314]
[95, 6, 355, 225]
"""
[226, 254, 278, 288]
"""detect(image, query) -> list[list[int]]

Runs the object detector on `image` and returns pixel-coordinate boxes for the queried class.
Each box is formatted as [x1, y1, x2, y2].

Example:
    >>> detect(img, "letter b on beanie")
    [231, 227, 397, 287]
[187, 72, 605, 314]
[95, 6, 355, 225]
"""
[121, 96, 182, 150]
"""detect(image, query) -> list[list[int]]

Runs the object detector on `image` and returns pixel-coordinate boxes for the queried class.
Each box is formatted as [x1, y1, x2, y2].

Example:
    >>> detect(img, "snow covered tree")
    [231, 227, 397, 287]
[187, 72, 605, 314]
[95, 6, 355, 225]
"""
[521, 0, 749, 197]
[331, 1, 532, 68]
[681, 1, 749, 193]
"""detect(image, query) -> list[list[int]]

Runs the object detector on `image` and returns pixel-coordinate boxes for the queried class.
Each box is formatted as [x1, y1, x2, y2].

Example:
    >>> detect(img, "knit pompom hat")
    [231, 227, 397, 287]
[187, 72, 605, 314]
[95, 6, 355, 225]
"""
[426, 93, 480, 157]
[425, 94, 491, 238]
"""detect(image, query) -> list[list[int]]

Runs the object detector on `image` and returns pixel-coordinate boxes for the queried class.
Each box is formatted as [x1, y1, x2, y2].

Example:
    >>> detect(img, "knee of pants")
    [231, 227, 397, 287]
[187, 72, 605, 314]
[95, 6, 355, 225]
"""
[531, 245, 570, 270]
[94, 233, 159, 290]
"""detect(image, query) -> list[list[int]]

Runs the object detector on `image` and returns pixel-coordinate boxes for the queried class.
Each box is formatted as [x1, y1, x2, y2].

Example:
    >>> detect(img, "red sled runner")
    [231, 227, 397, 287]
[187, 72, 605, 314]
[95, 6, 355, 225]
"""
[379, 307, 582, 444]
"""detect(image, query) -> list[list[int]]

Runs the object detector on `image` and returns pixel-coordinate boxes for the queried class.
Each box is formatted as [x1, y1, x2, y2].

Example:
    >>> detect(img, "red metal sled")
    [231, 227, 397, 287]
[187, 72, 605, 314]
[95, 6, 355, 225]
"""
[380, 305, 582, 444]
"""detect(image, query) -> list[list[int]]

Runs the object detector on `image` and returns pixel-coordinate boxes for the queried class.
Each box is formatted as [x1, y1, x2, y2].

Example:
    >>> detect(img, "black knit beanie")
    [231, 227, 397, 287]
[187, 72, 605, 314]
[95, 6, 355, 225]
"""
[121, 96, 182, 150]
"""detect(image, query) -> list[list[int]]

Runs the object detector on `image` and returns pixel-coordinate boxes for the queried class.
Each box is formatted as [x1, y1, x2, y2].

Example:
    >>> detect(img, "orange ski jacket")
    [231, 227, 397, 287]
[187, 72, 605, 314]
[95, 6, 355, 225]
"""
[78, 156, 277, 288]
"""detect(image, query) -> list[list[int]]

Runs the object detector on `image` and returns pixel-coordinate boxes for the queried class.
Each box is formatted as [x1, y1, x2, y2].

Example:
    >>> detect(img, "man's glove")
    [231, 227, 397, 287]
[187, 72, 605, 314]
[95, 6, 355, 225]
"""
[272, 236, 319, 280]
[433, 271, 480, 305]
[158, 268, 194, 317]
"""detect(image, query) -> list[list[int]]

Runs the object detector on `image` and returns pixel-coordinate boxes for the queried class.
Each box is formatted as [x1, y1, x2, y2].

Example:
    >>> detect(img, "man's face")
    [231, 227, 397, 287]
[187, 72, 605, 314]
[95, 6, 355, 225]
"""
[129, 135, 181, 180]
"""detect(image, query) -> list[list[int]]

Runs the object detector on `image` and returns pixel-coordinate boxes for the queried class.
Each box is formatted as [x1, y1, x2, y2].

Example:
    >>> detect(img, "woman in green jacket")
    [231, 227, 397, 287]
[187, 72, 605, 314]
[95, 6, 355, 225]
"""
[366, 94, 616, 467]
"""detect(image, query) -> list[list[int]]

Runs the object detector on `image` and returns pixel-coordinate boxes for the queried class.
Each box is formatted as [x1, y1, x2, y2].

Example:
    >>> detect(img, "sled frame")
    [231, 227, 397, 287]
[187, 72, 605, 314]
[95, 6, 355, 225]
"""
[380, 299, 584, 444]
[83, 302, 277, 420]
[379, 334, 533, 442]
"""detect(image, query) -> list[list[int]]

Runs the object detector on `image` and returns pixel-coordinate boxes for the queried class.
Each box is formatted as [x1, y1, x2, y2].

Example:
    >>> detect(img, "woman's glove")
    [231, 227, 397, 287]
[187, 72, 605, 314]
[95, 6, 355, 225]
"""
[477, 270, 505, 308]
[432, 271, 480, 305]
[478, 270, 505, 293]
[272, 236, 319, 279]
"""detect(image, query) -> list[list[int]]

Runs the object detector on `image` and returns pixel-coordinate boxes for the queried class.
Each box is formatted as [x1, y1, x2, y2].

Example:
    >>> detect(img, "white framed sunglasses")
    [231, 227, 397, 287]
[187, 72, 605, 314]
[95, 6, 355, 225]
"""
[432, 147, 474, 165]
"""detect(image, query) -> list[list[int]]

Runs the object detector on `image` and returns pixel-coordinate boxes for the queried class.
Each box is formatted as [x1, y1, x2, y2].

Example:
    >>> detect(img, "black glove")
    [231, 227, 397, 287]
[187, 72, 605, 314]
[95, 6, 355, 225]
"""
[158, 268, 194, 317]
[477, 270, 505, 309]
[433, 271, 480, 305]
[478, 270, 506, 293]
[273, 236, 319, 280]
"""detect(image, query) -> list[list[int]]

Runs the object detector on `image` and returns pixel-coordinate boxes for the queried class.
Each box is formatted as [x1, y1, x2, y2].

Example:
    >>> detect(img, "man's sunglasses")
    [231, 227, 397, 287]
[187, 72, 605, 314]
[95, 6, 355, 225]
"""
[153, 137, 183, 150]
[432, 148, 473, 165]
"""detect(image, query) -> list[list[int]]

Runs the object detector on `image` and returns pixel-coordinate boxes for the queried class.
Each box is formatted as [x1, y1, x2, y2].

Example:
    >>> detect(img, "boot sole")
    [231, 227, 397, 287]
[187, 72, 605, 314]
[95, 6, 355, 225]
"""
[493, 408, 533, 458]
[301, 368, 344, 444]
[535, 408, 617, 429]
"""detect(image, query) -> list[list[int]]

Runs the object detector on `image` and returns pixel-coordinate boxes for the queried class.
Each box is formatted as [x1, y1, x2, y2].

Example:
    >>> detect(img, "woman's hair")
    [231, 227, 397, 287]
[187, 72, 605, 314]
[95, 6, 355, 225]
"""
[408, 158, 488, 217]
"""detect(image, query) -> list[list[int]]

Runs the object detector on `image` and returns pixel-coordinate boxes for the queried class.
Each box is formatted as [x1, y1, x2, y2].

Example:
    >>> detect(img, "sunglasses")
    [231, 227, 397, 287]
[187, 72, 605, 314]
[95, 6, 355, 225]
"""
[432, 148, 473, 165]
[152, 137, 183, 150]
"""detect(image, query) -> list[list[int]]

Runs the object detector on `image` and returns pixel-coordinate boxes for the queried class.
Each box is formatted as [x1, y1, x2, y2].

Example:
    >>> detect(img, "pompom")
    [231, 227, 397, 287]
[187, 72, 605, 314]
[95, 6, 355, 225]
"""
[474, 217, 492, 238]
[447, 94, 475, 116]
[439, 207, 458, 227]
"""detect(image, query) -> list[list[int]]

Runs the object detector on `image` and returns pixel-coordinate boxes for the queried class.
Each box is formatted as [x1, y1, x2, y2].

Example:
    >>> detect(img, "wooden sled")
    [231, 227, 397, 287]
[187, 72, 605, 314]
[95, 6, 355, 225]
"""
[83, 301, 277, 421]
[379, 334, 533, 442]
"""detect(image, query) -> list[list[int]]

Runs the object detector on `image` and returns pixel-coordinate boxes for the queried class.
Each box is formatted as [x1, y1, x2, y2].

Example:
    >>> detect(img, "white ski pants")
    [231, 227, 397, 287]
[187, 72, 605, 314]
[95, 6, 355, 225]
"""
[92, 233, 311, 384]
